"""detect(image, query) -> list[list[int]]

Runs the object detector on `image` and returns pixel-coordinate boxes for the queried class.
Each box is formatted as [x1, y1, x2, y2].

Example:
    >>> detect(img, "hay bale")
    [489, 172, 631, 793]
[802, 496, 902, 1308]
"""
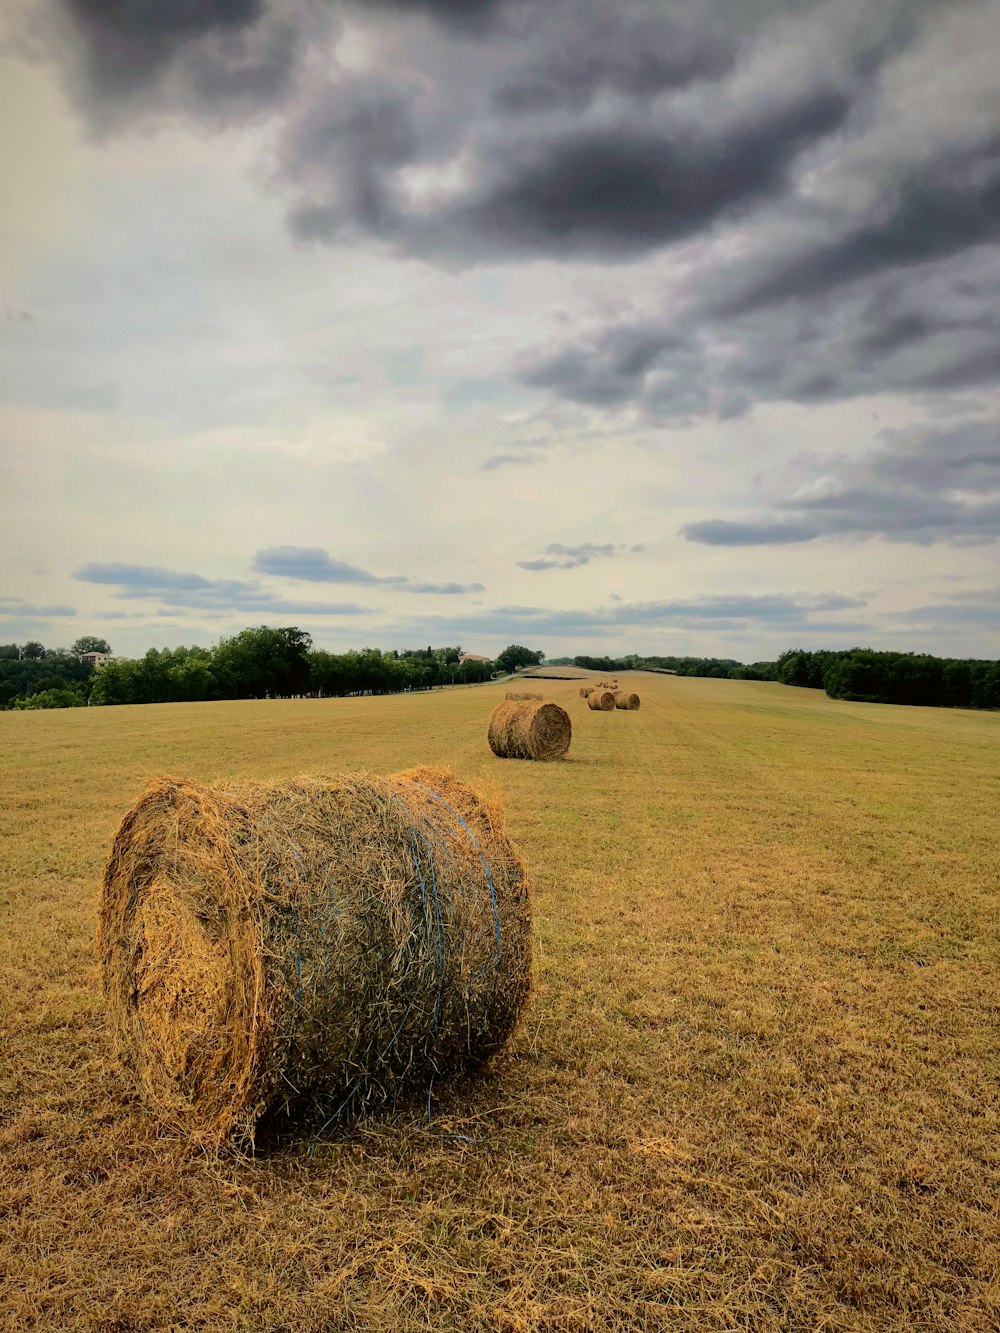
[615, 692, 641, 710]
[581, 686, 594, 698]
[98, 767, 532, 1146]
[505, 691, 543, 701]
[487, 700, 572, 761]
[587, 689, 616, 711]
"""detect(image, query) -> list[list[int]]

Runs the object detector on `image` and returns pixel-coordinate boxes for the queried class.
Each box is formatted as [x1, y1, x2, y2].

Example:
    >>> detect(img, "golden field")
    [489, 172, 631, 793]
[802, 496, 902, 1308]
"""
[1, 674, 998, 1332]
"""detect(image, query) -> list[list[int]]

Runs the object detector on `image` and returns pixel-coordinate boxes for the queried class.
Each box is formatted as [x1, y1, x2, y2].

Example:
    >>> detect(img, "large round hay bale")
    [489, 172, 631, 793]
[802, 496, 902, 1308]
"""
[98, 767, 532, 1146]
[505, 691, 542, 701]
[587, 689, 616, 711]
[615, 692, 641, 710]
[487, 700, 571, 760]
[581, 686, 594, 698]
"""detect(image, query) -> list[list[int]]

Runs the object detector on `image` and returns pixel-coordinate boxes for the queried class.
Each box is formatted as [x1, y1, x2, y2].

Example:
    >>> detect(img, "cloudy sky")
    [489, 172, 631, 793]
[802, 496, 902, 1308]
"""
[2, 0, 998, 661]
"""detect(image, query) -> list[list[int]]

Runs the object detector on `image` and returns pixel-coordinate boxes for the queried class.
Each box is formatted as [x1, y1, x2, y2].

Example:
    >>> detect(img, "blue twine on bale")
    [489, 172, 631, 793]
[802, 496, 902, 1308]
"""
[410, 780, 502, 994]
[410, 826, 447, 1035]
[308, 778, 504, 1147]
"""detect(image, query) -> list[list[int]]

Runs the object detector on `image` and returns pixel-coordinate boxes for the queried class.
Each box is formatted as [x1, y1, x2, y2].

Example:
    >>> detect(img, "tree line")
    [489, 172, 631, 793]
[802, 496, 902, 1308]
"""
[555, 648, 1000, 707]
[776, 647, 1000, 710]
[0, 631, 544, 709]
[3, 631, 997, 711]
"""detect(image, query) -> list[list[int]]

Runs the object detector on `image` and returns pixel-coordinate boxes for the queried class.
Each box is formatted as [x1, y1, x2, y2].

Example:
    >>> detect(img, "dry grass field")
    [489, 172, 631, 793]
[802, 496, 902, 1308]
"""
[1, 674, 998, 1332]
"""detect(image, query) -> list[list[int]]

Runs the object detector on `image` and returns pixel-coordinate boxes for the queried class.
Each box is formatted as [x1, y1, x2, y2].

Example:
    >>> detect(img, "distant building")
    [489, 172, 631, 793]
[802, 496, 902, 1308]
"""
[79, 651, 112, 667]
[459, 653, 490, 664]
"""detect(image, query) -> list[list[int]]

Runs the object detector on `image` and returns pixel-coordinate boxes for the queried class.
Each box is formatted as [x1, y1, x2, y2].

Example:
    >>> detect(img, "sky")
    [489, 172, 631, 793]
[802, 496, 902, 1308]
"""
[1, 0, 998, 663]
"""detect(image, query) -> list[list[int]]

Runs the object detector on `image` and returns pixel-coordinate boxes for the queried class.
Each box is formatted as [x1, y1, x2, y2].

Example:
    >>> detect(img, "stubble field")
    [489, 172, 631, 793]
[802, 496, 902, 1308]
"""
[1, 674, 998, 1331]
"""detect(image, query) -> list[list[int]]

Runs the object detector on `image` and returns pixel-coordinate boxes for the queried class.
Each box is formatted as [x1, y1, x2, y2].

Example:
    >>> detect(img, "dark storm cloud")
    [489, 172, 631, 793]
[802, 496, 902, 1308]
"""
[253, 546, 484, 594]
[523, 246, 1000, 418]
[704, 137, 1000, 318]
[65, 0, 264, 87]
[33, 0, 998, 427]
[491, 6, 735, 114]
[682, 419, 1000, 547]
[353, 0, 503, 29]
[73, 562, 372, 614]
[46, 0, 325, 122]
[289, 86, 851, 261]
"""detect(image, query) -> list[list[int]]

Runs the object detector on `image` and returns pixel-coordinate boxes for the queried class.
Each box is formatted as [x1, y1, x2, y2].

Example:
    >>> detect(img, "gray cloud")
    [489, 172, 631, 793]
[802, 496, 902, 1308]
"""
[682, 419, 1000, 547]
[409, 581, 486, 595]
[481, 453, 536, 471]
[253, 546, 484, 594]
[517, 541, 644, 571]
[253, 546, 406, 587]
[73, 562, 370, 615]
[890, 596, 1000, 629]
[0, 596, 77, 618]
[378, 589, 869, 642]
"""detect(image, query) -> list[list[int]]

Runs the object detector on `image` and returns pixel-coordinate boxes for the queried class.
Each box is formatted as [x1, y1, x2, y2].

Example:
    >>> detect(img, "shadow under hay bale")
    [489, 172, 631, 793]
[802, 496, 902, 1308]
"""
[505, 691, 543, 701]
[587, 689, 616, 711]
[488, 700, 572, 761]
[98, 767, 532, 1147]
[615, 692, 641, 710]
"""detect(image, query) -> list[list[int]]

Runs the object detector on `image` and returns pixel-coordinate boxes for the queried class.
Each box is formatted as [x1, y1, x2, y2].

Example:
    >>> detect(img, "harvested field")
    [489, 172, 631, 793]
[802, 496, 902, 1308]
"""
[2, 674, 999, 1331]
[505, 691, 543, 702]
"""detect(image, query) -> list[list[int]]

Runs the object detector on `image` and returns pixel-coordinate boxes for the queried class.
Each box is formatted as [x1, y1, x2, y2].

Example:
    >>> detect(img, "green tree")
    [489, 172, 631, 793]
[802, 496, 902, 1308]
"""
[72, 635, 112, 656]
[212, 626, 313, 698]
[21, 641, 45, 659]
[495, 644, 544, 674]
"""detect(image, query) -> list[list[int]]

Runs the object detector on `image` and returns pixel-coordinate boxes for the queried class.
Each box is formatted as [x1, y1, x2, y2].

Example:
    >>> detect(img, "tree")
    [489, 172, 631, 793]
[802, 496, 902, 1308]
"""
[21, 641, 45, 659]
[495, 644, 544, 674]
[72, 635, 111, 656]
[212, 626, 313, 698]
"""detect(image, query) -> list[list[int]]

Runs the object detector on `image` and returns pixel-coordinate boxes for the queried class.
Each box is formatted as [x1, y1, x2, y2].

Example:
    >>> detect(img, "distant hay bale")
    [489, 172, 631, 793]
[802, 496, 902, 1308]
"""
[615, 692, 641, 710]
[98, 768, 532, 1146]
[505, 691, 543, 701]
[587, 689, 616, 711]
[488, 700, 572, 761]
[581, 686, 594, 698]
